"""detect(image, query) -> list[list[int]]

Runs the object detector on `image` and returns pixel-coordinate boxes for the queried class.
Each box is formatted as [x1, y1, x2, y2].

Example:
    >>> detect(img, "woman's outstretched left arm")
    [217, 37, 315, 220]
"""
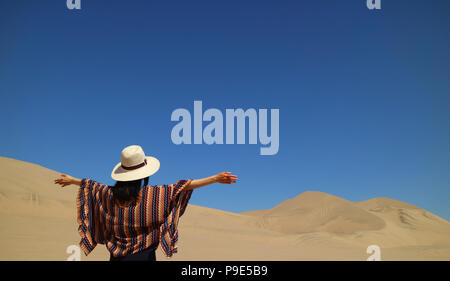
[184, 171, 238, 191]
[54, 174, 82, 187]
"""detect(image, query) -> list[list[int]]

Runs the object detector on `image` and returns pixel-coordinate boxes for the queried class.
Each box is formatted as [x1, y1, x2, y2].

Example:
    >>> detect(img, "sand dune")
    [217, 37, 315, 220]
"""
[242, 191, 386, 234]
[1, 156, 450, 261]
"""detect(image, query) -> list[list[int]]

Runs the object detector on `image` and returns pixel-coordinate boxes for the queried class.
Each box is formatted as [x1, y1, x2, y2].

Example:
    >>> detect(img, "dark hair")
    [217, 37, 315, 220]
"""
[112, 177, 149, 205]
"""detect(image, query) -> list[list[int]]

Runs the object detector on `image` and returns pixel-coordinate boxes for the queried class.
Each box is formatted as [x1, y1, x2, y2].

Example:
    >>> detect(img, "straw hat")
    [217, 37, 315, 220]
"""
[111, 145, 160, 181]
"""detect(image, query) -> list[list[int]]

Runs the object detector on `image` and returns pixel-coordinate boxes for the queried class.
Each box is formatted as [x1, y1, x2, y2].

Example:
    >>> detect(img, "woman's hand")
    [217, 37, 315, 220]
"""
[185, 171, 238, 191]
[54, 174, 81, 187]
[214, 172, 238, 184]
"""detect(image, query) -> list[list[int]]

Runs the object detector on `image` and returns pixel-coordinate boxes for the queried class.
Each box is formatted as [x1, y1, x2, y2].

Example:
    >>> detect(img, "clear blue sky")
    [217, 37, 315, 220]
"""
[1, 0, 449, 220]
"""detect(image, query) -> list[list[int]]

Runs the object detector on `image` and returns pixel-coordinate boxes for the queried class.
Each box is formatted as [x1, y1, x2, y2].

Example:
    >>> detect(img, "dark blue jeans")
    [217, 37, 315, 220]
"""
[109, 247, 156, 261]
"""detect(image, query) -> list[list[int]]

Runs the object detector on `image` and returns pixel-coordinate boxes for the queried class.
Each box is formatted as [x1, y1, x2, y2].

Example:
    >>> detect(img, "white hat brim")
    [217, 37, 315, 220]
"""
[111, 156, 160, 181]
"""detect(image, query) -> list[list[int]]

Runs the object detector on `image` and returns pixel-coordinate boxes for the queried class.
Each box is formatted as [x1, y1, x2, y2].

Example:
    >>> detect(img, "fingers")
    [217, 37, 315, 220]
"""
[217, 172, 238, 184]
[54, 180, 64, 186]
[224, 180, 237, 184]
[54, 176, 71, 187]
[222, 172, 237, 177]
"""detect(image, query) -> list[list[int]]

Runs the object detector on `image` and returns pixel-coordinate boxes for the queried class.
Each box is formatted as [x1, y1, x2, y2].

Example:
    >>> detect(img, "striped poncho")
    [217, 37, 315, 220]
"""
[77, 178, 193, 258]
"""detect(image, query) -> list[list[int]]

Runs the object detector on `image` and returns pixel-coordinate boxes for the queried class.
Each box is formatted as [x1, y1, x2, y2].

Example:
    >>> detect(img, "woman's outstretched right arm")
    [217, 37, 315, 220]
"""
[54, 174, 82, 187]
[185, 172, 238, 191]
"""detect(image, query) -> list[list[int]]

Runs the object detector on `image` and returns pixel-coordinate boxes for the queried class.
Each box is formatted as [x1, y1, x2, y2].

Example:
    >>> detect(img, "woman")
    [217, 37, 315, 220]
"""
[54, 145, 238, 261]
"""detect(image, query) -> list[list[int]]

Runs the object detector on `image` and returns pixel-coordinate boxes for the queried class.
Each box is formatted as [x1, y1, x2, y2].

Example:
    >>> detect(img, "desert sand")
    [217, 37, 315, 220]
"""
[1, 156, 449, 261]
